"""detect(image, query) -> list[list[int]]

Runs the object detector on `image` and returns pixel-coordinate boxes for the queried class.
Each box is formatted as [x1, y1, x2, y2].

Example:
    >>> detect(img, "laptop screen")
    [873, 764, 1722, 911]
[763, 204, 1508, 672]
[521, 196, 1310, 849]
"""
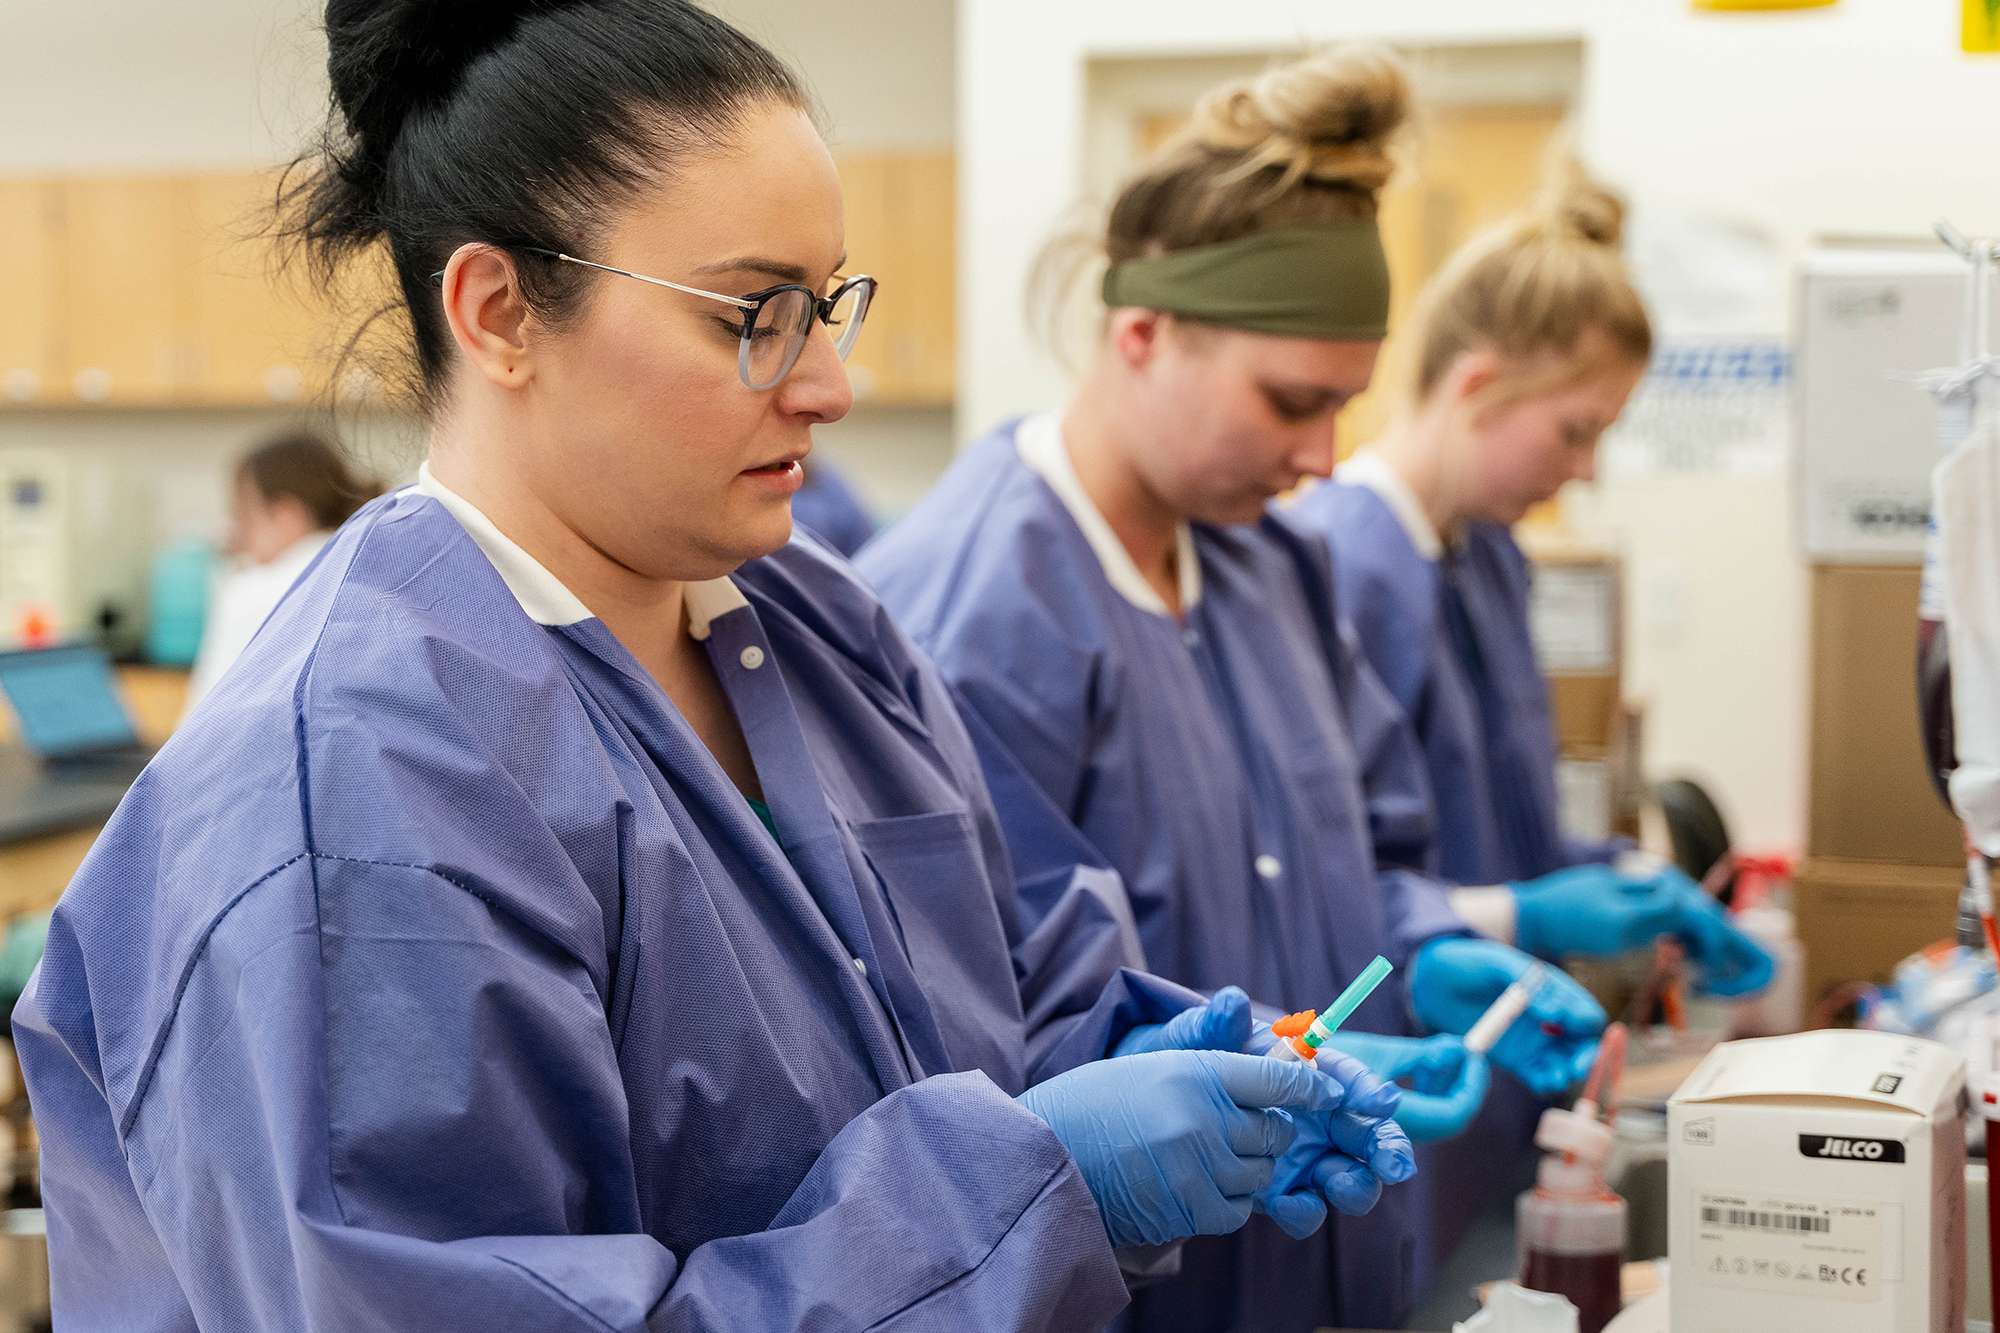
[0, 645, 141, 759]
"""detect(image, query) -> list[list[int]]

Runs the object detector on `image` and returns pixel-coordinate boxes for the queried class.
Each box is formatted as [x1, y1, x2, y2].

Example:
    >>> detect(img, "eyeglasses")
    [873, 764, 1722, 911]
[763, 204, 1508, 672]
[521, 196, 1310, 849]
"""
[432, 248, 877, 391]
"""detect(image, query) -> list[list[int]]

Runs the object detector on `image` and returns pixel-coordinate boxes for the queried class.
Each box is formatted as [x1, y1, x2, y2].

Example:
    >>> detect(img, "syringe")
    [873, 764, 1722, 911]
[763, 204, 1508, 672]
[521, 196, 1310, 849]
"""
[1269, 955, 1395, 1066]
[1463, 962, 1548, 1055]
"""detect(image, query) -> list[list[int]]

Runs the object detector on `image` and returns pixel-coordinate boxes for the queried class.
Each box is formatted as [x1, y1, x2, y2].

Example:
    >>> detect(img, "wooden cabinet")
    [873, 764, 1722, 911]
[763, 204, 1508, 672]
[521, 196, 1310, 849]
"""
[0, 181, 58, 404]
[1356, 101, 1567, 456]
[837, 152, 955, 407]
[3, 157, 956, 410]
[49, 176, 194, 404]
[183, 171, 323, 405]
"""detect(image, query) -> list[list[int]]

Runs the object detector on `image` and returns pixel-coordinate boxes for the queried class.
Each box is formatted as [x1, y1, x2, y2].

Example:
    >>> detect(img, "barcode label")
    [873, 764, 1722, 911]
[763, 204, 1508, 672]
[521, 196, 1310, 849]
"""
[1691, 1191, 1885, 1303]
[1702, 1207, 1831, 1235]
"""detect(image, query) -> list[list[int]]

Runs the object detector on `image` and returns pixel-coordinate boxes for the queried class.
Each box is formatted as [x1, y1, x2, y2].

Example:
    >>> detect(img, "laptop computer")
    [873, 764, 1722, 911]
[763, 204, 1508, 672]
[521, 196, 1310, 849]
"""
[0, 644, 155, 771]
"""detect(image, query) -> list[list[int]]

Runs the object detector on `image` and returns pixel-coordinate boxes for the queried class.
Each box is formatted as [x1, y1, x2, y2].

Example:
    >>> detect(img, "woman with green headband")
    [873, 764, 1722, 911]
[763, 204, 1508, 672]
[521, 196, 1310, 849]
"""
[863, 47, 1605, 1331]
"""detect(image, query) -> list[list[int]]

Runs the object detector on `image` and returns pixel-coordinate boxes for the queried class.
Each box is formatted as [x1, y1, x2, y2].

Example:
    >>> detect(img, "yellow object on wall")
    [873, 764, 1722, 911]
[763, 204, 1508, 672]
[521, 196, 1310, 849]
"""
[1691, 0, 1835, 9]
[1966, 0, 2000, 52]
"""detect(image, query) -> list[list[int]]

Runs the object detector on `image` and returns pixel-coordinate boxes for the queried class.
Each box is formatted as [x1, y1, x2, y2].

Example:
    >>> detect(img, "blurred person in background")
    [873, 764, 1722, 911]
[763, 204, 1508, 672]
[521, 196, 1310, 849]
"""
[184, 429, 380, 711]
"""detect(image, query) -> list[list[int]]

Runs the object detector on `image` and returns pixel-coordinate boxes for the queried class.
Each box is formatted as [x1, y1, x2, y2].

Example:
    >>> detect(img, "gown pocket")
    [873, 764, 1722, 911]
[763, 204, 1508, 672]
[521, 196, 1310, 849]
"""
[847, 809, 1026, 1085]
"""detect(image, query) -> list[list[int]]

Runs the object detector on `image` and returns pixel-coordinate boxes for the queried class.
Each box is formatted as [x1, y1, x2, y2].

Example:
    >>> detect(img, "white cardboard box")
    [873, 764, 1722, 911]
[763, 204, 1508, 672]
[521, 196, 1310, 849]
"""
[1530, 561, 1619, 674]
[1555, 756, 1613, 843]
[1668, 1030, 1966, 1332]
[1796, 249, 1999, 564]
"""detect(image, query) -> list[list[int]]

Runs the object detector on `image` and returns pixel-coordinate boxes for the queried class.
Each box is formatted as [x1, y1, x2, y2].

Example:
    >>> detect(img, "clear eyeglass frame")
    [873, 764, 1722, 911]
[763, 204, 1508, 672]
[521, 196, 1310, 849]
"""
[432, 247, 877, 391]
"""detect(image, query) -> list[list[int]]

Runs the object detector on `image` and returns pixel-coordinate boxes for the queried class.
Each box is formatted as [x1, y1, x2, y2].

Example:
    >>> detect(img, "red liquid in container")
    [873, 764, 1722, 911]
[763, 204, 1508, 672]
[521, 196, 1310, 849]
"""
[1520, 1026, 1627, 1333]
[1519, 1241, 1622, 1333]
[1986, 1086, 2000, 1311]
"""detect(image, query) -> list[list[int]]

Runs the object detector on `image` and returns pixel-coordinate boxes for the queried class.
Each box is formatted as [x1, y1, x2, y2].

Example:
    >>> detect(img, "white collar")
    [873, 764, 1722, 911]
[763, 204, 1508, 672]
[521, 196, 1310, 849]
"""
[411, 463, 749, 636]
[1337, 451, 1444, 561]
[1015, 411, 1201, 618]
[681, 577, 752, 642]
[269, 530, 330, 574]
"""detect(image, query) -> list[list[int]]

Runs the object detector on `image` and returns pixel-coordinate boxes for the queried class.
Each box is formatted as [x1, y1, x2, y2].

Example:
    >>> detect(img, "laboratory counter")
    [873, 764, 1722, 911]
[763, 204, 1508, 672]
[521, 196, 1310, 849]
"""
[0, 666, 185, 919]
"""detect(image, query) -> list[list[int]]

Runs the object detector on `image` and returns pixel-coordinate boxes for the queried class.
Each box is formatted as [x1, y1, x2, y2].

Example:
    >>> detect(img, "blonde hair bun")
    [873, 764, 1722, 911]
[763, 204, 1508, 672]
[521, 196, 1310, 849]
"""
[1533, 153, 1628, 249]
[1031, 43, 1411, 358]
[1404, 139, 1652, 403]
[1183, 45, 1410, 192]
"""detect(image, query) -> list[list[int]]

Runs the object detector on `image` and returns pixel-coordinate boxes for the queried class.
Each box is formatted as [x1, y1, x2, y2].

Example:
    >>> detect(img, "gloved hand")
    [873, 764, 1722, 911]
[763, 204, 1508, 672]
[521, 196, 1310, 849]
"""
[1513, 861, 1777, 999]
[1410, 937, 1603, 1096]
[1510, 863, 1685, 959]
[1324, 1031, 1490, 1142]
[1113, 986, 1253, 1057]
[1105, 998, 1415, 1240]
[1018, 1050, 1349, 1248]
[1262, 1078, 1417, 1235]
[1659, 870, 1776, 998]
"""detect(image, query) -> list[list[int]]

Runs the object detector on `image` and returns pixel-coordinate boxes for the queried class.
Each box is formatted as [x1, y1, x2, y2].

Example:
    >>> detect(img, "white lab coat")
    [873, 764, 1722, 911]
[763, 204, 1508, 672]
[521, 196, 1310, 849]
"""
[184, 532, 330, 714]
[1939, 421, 2000, 854]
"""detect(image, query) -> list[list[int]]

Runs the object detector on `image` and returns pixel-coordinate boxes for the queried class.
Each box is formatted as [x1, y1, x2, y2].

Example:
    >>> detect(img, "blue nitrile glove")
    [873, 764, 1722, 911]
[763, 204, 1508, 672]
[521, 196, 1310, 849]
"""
[1017, 1050, 1347, 1248]
[1109, 1002, 1414, 1241]
[1511, 863, 1683, 959]
[1659, 869, 1776, 998]
[1257, 1045, 1416, 1237]
[1324, 1031, 1491, 1142]
[1410, 937, 1604, 1096]
[1222, 1027, 1412, 1237]
[1113, 986, 1254, 1057]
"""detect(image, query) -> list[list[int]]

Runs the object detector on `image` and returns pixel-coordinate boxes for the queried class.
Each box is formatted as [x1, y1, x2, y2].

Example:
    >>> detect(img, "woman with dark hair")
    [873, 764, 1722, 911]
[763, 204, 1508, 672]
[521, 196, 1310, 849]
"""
[185, 428, 380, 709]
[13, 4, 1409, 1329]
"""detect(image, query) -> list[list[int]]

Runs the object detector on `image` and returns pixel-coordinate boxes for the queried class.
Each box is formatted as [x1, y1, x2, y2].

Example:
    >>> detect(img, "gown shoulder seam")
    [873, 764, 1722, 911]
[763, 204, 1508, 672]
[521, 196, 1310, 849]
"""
[118, 848, 598, 1143]
[119, 851, 313, 1140]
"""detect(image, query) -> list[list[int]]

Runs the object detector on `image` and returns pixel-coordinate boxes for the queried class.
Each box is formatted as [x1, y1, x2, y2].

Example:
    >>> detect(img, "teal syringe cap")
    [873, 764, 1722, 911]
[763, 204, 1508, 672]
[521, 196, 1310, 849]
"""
[1304, 954, 1394, 1048]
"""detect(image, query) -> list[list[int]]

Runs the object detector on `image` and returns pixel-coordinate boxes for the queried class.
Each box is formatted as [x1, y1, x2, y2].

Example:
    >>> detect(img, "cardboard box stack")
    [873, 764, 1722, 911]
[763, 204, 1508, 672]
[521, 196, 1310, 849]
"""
[1799, 565, 1964, 1008]
[1791, 251, 1980, 1011]
[1525, 539, 1639, 844]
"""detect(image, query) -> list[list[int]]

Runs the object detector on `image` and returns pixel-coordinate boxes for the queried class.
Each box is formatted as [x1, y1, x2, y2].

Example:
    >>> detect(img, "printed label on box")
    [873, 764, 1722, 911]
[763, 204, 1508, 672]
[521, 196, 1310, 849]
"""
[1530, 566, 1617, 672]
[1690, 1191, 1900, 1304]
[1555, 759, 1612, 843]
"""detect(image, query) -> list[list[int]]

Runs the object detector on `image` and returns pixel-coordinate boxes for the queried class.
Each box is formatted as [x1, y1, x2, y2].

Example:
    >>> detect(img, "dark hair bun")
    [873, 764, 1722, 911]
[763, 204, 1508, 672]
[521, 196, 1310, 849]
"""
[324, 0, 587, 153]
[288, 0, 805, 408]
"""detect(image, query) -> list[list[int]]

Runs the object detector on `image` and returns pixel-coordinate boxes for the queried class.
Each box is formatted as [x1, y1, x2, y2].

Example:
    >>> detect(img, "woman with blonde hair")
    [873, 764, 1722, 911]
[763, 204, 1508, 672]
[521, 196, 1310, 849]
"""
[864, 48, 1606, 1331]
[1290, 162, 1773, 993]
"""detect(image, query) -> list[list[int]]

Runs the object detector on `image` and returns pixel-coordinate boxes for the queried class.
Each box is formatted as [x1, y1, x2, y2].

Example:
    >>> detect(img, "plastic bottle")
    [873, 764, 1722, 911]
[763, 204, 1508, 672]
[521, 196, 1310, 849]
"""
[144, 539, 216, 667]
[1518, 1026, 1627, 1333]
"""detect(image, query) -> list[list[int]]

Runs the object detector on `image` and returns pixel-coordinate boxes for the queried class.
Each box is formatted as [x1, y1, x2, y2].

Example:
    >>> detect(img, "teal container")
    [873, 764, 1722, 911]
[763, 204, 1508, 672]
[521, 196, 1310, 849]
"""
[145, 540, 217, 666]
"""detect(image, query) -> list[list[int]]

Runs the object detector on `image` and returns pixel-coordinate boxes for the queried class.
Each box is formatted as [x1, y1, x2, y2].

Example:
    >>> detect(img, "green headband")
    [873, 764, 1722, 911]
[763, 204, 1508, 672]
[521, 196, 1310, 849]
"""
[1100, 221, 1391, 340]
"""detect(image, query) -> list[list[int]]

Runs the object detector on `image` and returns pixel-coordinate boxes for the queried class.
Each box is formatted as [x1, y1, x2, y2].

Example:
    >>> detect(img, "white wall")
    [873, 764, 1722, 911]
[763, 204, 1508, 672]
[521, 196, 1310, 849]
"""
[0, 408, 422, 644]
[0, 0, 955, 167]
[703, 0, 956, 151]
[0, 0, 329, 173]
[959, 0, 2000, 850]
